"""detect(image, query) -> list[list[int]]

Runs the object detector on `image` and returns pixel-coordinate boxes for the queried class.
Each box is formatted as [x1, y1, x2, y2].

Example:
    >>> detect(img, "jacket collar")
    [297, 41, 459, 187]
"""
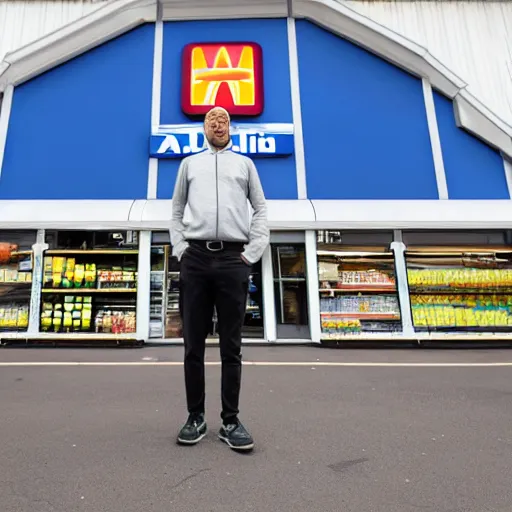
[206, 137, 233, 154]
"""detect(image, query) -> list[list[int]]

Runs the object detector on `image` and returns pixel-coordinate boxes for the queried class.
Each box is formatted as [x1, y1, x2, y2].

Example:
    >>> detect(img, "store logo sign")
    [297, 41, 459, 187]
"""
[150, 123, 293, 159]
[181, 42, 264, 116]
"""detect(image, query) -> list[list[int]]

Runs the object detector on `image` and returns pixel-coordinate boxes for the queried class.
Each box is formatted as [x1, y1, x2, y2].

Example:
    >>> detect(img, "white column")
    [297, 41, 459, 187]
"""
[261, 244, 276, 342]
[28, 230, 48, 334]
[305, 230, 321, 342]
[390, 240, 414, 336]
[0, 84, 14, 178]
[287, 17, 307, 199]
[147, 14, 163, 199]
[422, 78, 449, 199]
[136, 231, 151, 341]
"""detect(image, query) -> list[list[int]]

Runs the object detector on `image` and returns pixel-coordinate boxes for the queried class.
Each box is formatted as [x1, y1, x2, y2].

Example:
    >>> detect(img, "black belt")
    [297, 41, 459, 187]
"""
[188, 240, 245, 252]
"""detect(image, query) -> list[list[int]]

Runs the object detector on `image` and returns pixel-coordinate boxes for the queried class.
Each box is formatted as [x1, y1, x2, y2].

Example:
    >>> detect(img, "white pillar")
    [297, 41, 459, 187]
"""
[28, 229, 48, 334]
[305, 230, 321, 343]
[136, 231, 151, 341]
[391, 240, 414, 336]
[261, 244, 276, 342]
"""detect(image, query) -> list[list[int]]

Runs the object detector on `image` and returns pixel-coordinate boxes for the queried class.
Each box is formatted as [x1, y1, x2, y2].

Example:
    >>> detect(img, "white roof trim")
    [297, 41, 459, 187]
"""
[0, 199, 511, 230]
[0, 0, 510, 157]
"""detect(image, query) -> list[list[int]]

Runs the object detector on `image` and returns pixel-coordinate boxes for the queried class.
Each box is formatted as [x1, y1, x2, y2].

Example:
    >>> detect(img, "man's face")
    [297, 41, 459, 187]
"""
[204, 108, 230, 149]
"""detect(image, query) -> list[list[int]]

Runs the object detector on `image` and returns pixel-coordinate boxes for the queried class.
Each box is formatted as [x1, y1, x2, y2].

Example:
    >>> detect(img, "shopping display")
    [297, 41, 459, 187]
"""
[0, 305, 29, 330]
[39, 248, 138, 336]
[40, 296, 136, 333]
[43, 256, 136, 290]
[407, 252, 512, 331]
[318, 254, 402, 339]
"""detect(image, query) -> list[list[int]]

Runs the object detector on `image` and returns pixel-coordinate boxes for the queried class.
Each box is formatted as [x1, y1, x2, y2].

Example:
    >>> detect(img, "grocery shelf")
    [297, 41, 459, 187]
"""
[41, 288, 137, 294]
[320, 286, 396, 293]
[45, 249, 138, 255]
[0, 281, 32, 286]
[410, 287, 512, 294]
[321, 312, 400, 320]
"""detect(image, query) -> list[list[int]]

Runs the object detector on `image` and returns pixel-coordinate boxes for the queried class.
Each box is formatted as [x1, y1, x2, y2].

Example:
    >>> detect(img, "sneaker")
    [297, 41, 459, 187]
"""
[176, 414, 207, 445]
[218, 421, 254, 451]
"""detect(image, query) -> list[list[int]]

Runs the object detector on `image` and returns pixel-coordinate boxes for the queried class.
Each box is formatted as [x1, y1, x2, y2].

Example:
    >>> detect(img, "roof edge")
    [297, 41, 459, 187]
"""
[0, 0, 510, 156]
[0, 0, 156, 90]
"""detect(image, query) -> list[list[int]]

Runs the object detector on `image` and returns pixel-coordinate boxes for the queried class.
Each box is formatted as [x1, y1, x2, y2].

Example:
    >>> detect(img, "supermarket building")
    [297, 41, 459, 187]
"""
[1, 0, 512, 344]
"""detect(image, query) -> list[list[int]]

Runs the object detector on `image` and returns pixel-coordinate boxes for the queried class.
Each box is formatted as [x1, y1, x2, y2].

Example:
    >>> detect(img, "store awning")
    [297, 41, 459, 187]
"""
[0, 199, 511, 231]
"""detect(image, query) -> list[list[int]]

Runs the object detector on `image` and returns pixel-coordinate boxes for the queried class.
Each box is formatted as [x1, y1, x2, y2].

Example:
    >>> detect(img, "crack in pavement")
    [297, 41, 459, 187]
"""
[170, 468, 211, 491]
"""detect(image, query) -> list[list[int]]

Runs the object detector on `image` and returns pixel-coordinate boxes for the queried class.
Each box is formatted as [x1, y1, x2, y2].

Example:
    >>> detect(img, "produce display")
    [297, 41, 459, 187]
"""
[94, 309, 136, 334]
[408, 263, 512, 329]
[41, 296, 93, 332]
[43, 256, 136, 289]
[40, 296, 136, 333]
[411, 294, 512, 328]
[408, 268, 512, 289]
[321, 318, 362, 336]
[0, 304, 29, 330]
[320, 295, 399, 314]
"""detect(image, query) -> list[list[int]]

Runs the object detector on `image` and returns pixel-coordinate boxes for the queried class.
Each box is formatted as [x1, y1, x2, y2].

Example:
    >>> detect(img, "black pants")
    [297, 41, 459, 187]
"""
[179, 243, 251, 424]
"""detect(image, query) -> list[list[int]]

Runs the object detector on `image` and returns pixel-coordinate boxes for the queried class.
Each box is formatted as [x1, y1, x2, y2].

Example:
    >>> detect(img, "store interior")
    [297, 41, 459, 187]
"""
[1, 228, 512, 343]
[40, 230, 138, 335]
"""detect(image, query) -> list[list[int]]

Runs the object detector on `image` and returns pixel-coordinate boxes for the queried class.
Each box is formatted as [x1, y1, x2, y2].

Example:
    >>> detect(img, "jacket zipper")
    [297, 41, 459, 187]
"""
[215, 153, 219, 240]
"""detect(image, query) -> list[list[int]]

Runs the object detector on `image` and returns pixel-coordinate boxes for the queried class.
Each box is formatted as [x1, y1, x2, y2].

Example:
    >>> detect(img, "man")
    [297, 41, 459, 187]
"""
[170, 106, 269, 451]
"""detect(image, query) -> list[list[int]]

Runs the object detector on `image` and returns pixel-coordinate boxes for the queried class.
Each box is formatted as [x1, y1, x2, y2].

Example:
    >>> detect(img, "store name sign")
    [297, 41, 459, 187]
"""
[150, 123, 294, 159]
[181, 42, 263, 116]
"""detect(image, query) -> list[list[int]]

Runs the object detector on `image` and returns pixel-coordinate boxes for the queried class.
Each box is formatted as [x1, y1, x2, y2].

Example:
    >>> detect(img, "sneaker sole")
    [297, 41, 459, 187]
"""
[218, 433, 254, 451]
[177, 424, 207, 445]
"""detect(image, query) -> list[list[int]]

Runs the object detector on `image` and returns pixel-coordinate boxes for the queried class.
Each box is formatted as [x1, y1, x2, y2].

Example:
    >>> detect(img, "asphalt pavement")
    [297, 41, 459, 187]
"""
[1, 346, 512, 512]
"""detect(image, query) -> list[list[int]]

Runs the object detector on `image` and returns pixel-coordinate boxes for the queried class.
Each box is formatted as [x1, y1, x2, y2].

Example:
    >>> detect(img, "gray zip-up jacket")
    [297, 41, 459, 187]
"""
[170, 141, 269, 264]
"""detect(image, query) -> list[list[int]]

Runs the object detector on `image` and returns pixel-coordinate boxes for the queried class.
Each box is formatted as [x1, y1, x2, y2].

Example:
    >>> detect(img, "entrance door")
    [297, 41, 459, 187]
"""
[272, 243, 310, 339]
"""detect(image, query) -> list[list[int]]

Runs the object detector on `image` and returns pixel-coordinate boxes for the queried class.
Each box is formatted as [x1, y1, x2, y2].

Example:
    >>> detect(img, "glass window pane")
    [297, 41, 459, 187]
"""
[317, 237, 402, 339]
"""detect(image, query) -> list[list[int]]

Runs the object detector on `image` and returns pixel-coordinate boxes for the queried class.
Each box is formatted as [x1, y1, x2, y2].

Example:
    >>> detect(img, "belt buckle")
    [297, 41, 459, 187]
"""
[206, 241, 223, 252]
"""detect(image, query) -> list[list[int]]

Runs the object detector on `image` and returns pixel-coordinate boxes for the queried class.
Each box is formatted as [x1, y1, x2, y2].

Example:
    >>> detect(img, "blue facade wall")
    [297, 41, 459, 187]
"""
[157, 19, 297, 201]
[296, 20, 439, 200]
[434, 92, 509, 199]
[0, 25, 154, 200]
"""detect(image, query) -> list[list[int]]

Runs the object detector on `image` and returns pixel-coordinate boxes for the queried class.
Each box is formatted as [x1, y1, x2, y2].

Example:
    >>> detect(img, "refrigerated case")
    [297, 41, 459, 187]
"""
[0, 230, 36, 333]
[39, 230, 138, 336]
[406, 246, 512, 334]
[316, 231, 401, 339]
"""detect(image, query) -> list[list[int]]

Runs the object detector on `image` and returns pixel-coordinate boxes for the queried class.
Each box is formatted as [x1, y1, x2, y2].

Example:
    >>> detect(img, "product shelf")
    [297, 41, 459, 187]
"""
[45, 249, 138, 255]
[40, 244, 138, 336]
[317, 246, 401, 339]
[41, 289, 137, 294]
[321, 312, 400, 320]
[407, 247, 512, 334]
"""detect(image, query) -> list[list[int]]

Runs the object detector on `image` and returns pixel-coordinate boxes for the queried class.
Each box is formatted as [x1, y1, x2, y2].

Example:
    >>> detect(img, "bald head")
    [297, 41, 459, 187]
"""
[204, 107, 231, 149]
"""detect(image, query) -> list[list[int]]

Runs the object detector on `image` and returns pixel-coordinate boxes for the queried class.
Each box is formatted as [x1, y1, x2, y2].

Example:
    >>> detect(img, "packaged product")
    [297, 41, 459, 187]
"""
[63, 312, 72, 329]
[84, 264, 96, 288]
[65, 258, 75, 280]
[74, 264, 85, 287]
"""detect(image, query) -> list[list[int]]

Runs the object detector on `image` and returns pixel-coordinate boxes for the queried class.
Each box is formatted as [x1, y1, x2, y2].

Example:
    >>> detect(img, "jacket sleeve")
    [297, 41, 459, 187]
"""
[242, 158, 270, 264]
[170, 158, 189, 260]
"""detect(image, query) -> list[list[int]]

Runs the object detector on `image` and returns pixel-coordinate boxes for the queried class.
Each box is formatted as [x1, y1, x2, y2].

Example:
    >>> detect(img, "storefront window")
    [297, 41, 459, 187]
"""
[317, 230, 401, 339]
[272, 244, 309, 339]
[0, 230, 37, 333]
[404, 232, 512, 332]
[40, 230, 138, 335]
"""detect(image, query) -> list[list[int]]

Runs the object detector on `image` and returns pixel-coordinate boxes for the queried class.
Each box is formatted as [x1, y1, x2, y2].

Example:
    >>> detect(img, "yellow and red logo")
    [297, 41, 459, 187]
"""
[181, 42, 264, 116]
